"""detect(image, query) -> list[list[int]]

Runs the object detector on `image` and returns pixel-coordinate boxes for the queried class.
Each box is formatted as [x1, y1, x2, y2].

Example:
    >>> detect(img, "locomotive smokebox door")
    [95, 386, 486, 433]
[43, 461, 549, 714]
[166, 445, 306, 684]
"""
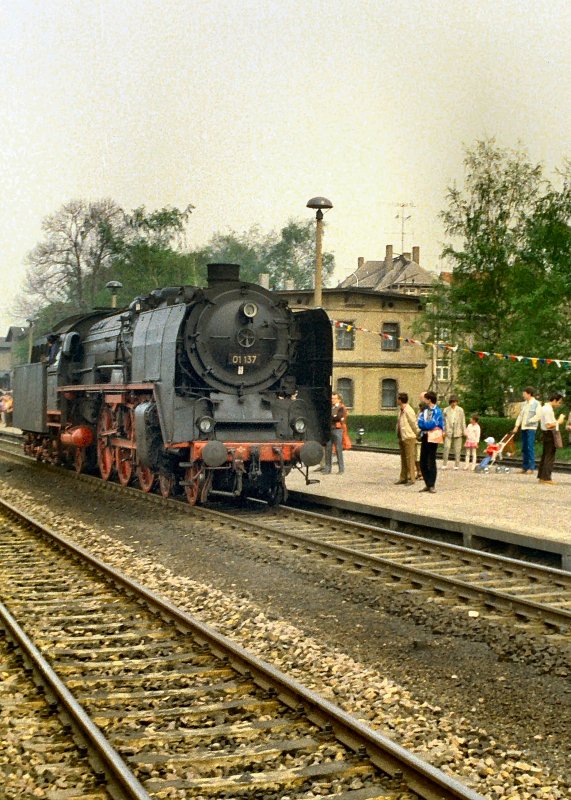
[184, 267, 293, 395]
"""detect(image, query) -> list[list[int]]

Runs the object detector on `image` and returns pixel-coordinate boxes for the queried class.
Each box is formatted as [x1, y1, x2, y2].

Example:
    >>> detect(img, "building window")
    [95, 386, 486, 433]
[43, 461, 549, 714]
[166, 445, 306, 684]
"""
[381, 378, 397, 409]
[436, 358, 451, 382]
[381, 322, 400, 351]
[336, 322, 355, 350]
[336, 378, 354, 409]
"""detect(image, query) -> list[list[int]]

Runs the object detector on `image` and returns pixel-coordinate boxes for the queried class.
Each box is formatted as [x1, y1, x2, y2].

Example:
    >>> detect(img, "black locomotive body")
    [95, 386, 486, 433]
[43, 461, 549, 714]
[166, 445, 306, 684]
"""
[13, 264, 332, 504]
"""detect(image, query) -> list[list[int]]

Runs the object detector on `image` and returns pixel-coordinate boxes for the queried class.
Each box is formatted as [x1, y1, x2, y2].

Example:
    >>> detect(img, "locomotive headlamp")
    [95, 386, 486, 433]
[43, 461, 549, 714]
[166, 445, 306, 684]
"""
[241, 301, 258, 319]
[292, 417, 307, 434]
[197, 415, 215, 434]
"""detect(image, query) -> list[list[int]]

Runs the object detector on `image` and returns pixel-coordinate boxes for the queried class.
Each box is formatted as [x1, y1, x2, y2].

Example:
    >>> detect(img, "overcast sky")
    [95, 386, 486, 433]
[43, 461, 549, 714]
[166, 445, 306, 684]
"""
[1, 0, 570, 332]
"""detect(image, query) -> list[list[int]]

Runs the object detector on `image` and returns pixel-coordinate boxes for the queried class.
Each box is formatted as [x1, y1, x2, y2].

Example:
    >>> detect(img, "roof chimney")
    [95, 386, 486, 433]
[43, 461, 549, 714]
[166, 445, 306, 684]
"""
[412, 246, 420, 264]
[403, 252, 411, 262]
[385, 245, 393, 269]
[357, 256, 364, 269]
[259, 273, 270, 289]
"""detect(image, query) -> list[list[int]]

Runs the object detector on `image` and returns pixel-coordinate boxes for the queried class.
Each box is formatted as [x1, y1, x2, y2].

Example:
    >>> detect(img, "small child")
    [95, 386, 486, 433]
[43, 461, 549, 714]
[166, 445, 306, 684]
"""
[464, 413, 481, 470]
[478, 436, 500, 470]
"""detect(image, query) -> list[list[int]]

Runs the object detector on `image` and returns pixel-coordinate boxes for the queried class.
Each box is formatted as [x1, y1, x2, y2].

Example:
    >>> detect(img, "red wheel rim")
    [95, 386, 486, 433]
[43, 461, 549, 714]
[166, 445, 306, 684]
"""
[97, 406, 115, 481]
[116, 447, 133, 486]
[137, 465, 155, 492]
[184, 464, 202, 506]
[158, 472, 175, 498]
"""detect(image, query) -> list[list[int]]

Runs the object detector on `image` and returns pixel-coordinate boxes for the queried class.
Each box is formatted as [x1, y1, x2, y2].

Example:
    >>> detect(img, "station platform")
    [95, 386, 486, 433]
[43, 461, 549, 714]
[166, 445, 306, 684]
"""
[286, 450, 571, 571]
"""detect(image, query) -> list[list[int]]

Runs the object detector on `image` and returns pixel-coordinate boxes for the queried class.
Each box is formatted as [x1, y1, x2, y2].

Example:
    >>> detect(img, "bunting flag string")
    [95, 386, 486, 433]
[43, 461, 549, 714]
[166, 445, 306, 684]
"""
[331, 320, 571, 369]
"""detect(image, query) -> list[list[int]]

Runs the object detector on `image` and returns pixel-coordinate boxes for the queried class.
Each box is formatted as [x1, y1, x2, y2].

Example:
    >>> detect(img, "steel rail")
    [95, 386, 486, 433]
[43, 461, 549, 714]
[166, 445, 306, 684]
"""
[239, 519, 571, 630]
[273, 502, 571, 593]
[0, 495, 485, 800]
[2, 442, 569, 629]
[0, 599, 152, 800]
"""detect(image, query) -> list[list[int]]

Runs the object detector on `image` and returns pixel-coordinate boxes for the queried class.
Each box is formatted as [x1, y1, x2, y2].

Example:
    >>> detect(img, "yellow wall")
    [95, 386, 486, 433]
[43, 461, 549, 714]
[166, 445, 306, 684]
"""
[282, 288, 432, 414]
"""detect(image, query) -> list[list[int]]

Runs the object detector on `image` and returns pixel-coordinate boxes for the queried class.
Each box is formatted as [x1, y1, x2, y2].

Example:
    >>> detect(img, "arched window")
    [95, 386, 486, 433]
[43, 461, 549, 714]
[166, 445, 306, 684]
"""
[381, 378, 397, 409]
[336, 378, 354, 409]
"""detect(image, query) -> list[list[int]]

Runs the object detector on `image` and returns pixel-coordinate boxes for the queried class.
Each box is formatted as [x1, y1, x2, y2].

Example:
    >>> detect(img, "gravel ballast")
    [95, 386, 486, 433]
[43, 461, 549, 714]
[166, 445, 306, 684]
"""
[0, 460, 569, 799]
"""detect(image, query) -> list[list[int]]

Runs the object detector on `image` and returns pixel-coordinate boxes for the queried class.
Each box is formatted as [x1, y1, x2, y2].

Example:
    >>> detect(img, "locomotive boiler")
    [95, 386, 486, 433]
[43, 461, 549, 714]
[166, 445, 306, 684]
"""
[13, 264, 332, 505]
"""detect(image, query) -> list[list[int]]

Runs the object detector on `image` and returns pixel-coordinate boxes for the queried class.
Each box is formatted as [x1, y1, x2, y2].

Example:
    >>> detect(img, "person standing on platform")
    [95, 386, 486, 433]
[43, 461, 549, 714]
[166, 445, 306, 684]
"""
[537, 393, 565, 484]
[417, 391, 445, 493]
[463, 413, 481, 470]
[442, 395, 466, 470]
[394, 392, 419, 486]
[2, 392, 13, 428]
[323, 392, 346, 474]
[512, 386, 542, 474]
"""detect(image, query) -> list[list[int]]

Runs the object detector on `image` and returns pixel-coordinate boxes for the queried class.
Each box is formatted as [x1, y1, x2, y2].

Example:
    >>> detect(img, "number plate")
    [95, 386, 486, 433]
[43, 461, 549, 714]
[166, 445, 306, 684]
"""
[228, 354, 258, 366]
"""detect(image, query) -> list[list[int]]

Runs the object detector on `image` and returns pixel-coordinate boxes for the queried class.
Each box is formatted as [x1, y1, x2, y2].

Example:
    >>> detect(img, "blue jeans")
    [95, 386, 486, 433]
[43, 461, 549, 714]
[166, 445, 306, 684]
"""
[520, 429, 537, 471]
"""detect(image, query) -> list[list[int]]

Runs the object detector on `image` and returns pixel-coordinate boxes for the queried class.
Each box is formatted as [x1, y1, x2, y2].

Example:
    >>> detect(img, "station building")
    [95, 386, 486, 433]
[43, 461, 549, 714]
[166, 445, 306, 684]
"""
[278, 246, 451, 414]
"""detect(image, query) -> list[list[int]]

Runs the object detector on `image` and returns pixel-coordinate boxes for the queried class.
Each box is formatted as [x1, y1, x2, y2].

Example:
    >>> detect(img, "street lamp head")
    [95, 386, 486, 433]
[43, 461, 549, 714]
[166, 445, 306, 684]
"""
[105, 281, 123, 291]
[306, 196, 333, 211]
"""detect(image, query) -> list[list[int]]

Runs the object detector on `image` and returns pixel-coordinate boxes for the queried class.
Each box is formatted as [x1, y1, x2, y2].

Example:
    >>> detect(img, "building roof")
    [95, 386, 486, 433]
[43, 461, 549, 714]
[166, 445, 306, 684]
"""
[276, 286, 422, 305]
[338, 253, 437, 293]
[5, 326, 26, 342]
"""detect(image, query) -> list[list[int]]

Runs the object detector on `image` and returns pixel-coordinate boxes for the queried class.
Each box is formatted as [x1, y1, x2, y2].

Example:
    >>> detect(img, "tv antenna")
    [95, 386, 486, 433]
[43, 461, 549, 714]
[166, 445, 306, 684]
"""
[394, 202, 415, 253]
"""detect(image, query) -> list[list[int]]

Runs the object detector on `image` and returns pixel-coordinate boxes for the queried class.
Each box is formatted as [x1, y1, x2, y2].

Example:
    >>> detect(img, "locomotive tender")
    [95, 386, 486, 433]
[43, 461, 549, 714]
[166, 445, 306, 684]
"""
[13, 263, 332, 504]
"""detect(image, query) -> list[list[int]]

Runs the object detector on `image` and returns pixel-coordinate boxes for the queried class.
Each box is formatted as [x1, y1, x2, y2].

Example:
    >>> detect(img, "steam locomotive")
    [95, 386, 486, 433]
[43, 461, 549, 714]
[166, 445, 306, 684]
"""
[13, 263, 332, 505]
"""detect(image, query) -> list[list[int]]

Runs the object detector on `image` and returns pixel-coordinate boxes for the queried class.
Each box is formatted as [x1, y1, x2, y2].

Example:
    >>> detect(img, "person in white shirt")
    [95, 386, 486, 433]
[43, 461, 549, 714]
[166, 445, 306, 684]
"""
[537, 393, 565, 484]
[464, 413, 481, 470]
[512, 386, 542, 474]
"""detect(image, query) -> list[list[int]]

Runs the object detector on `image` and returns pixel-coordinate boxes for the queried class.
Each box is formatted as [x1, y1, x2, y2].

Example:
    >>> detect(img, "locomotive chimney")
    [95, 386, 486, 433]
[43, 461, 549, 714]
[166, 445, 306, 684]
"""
[207, 263, 241, 286]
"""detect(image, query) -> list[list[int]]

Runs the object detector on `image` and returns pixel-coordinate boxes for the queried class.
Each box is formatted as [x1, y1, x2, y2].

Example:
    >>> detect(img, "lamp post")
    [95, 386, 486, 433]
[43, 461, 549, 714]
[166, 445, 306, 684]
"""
[105, 280, 123, 309]
[306, 196, 333, 308]
[26, 318, 35, 362]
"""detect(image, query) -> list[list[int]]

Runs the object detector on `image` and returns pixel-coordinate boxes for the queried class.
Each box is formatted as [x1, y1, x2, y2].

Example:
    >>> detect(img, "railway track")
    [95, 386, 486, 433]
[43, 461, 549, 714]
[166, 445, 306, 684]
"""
[230, 505, 571, 635]
[0, 630, 114, 799]
[1, 438, 570, 639]
[0, 496, 484, 800]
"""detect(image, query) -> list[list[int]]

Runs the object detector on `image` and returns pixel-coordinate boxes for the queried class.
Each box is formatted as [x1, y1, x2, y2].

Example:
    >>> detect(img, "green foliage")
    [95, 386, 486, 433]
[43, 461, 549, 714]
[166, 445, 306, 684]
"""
[347, 414, 399, 433]
[263, 219, 335, 289]
[200, 227, 270, 283]
[418, 139, 571, 413]
[199, 219, 335, 289]
[16, 201, 335, 331]
[346, 414, 571, 460]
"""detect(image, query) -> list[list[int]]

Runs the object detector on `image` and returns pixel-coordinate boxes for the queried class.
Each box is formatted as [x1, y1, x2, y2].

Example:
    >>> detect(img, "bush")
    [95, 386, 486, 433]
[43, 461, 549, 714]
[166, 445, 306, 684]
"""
[347, 414, 571, 460]
[347, 414, 398, 434]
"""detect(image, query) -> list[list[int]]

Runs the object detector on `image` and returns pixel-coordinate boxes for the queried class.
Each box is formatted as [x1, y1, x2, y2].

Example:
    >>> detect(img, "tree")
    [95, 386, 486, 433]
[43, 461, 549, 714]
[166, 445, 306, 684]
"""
[198, 219, 335, 289]
[263, 219, 335, 290]
[200, 227, 270, 283]
[98, 204, 197, 305]
[422, 139, 571, 413]
[20, 199, 125, 318]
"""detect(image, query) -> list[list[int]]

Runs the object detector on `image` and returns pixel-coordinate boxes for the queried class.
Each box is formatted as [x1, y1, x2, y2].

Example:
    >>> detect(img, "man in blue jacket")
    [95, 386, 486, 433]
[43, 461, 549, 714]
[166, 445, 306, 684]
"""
[417, 391, 445, 493]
